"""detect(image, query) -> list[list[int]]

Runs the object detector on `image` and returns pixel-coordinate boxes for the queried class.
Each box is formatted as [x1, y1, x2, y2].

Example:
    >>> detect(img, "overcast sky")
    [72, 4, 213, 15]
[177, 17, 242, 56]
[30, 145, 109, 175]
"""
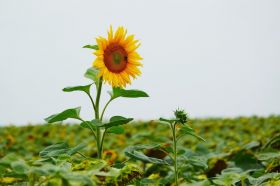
[0, 0, 279, 125]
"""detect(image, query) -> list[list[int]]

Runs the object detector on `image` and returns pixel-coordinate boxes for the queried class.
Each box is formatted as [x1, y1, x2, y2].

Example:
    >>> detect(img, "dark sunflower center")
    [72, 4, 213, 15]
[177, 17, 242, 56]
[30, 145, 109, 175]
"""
[104, 44, 128, 73]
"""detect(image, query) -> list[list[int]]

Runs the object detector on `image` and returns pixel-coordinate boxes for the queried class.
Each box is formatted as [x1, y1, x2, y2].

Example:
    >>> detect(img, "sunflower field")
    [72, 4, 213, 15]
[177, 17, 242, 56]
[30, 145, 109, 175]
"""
[1, 26, 279, 186]
[0, 116, 280, 185]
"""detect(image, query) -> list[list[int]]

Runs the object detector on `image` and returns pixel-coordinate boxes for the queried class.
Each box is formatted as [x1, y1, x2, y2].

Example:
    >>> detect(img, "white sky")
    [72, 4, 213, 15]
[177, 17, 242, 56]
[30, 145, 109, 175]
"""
[0, 0, 280, 125]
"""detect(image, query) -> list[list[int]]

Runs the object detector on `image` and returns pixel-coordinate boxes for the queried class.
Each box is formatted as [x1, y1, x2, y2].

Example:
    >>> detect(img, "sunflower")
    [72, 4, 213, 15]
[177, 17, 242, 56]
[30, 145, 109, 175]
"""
[93, 26, 143, 87]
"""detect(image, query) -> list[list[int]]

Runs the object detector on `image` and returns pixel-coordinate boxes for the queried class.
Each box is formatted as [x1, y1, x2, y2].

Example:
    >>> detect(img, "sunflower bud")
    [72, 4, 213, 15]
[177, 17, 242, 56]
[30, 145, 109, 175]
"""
[174, 109, 188, 124]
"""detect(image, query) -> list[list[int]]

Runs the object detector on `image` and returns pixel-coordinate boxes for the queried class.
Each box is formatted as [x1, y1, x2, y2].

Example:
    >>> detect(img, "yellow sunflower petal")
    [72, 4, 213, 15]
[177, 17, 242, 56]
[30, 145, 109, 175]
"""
[94, 59, 105, 68]
[96, 37, 108, 50]
[128, 52, 143, 60]
[94, 50, 104, 57]
[114, 27, 126, 43]
[93, 26, 142, 87]
[108, 25, 113, 41]
[126, 43, 141, 53]
[120, 71, 131, 84]
[128, 59, 143, 66]
[123, 34, 135, 47]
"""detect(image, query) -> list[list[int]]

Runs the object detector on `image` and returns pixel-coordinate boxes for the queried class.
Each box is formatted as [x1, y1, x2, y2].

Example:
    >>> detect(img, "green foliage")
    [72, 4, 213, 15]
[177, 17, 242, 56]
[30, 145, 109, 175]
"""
[158, 110, 204, 185]
[80, 120, 99, 130]
[102, 116, 133, 128]
[107, 126, 125, 134]
[125, 144, 171, 165]
[46, 65, 149, 162]
[109, 87, 149, 99]
[1, 116, 280, 185]
[39, 142, 69, 158]
[45, 107, 81, 123]
[63, 84, 92, 95]
[84, 67, 99, 83]
[83, 45, 99, 50]
[39, 142, 86, 159]
[179, 125, 206, 142]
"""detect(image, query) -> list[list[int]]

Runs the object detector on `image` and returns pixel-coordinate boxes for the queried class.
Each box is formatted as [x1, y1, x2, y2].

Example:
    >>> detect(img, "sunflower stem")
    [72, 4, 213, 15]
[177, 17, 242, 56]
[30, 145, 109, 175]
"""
[87, 92, 96, 114]
[100, 98, 114, 121]
[95, 78, 103, 119]
[95, 78, 103, 159]
[171, 122, 179, 186]
[78, 118, 96, 140]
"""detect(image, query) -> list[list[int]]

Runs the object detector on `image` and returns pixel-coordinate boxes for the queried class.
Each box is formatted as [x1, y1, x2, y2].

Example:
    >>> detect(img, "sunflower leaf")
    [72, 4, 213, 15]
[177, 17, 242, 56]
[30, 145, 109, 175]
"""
[107, 126, 125, 134]
[84, 67, 99, 83]
[67, 143, 87, 156]
[80, 119, 102, 130]
[110, 87, 149, 99]
[125, 144, 171, 165]
[83, 45, 99, 50]
[39, 142, 86, 158]
[39, 142, 69, 158]
[44, 107, 81, 123]
[178, 126, 206, 142]
[101, 116, 133, 128]
[63, 84, 92, 94]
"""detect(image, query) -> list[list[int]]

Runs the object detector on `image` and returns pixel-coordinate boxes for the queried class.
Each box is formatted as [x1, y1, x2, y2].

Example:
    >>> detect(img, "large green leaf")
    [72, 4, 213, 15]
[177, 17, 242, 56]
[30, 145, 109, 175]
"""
[83, 45, 99, 50]
[62, 84, 92, 94]
[39, 142, 69, 158]
[179, 155, 208, 169]
[67, 143, 87, 156]
[102, 116, 133, 129]
[125, 144, 171, 165]
[39, 142, 86, 159]
[107, 126, 125, 134]
[178, 125, 206, 142]
[45, 107, 81, 123]
[231, 150, 264, 171]
[0, 153, 18, 166]
[80, 119, 102, 130]
[109, 87, 149, 99]
[11, 160, 29, 175]
[84, 67, 99, 82]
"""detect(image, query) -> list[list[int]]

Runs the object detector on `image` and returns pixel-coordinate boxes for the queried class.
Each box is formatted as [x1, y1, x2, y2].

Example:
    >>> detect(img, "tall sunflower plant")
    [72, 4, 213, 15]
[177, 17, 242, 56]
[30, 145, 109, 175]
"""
[45, 26, 149, 159]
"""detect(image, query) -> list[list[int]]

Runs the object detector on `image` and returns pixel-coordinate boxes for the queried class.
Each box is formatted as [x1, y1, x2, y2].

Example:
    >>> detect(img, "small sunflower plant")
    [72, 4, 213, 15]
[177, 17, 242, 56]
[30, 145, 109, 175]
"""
[124, 109, 206, 185]
[45, 26, 149, 159]
[159, 109, 206, 185]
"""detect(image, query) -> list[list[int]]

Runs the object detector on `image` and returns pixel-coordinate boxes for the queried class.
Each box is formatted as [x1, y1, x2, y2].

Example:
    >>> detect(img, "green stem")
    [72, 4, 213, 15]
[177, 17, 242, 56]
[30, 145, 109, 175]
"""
[95, 78, 103, 119]
[95, 78, 103, 159]
[99, 128, 107, 157]
[100, 98, 114, 120]
[87, 92, 96, 114]
[78, 118, 96, 140]
[96, 130, 101, 159]
[171, 123, 178, 186]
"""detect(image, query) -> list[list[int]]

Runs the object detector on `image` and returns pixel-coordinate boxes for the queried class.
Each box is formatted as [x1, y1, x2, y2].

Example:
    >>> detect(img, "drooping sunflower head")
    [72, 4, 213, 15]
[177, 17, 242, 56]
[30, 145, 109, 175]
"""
[93, 26, 143, 87]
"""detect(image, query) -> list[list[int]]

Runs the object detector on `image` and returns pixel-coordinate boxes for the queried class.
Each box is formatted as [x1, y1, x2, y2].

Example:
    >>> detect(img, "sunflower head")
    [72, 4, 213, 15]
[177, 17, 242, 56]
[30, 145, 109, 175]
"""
[93, 26, 143, 87]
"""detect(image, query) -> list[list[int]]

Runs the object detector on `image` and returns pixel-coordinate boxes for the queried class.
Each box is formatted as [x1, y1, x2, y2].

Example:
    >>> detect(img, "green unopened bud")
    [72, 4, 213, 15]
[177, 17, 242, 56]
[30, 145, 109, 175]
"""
[174, 109, 188, 124]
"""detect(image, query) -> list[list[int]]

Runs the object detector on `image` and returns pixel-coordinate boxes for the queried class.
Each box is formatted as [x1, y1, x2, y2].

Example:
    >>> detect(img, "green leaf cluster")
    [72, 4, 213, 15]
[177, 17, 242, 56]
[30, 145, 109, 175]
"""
[1, 116, 280, 185]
